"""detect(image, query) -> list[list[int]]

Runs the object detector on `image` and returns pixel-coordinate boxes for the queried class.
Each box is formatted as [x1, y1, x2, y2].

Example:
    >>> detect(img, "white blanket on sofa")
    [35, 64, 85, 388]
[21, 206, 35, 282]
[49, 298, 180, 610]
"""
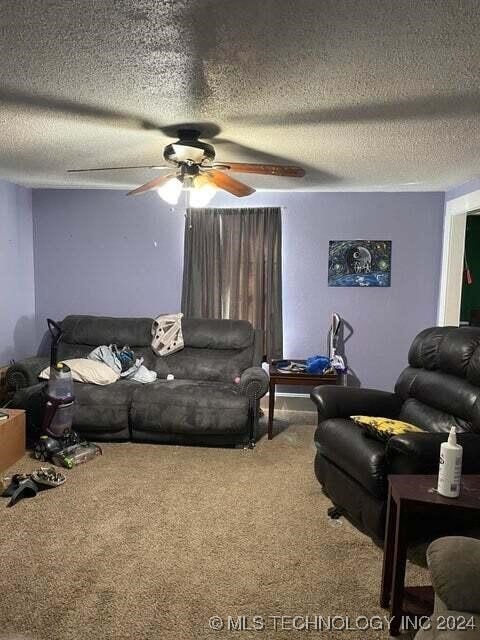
[151, 313, 184, 356]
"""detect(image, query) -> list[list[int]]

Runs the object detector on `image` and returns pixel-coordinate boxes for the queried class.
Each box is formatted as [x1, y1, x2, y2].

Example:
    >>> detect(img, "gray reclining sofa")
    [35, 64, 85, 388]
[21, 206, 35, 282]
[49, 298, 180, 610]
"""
[7, 315, 269, 447]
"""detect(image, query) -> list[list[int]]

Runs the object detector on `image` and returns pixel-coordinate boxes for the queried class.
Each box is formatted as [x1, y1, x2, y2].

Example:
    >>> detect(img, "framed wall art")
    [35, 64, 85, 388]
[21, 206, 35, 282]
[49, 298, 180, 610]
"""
[328, 240, 392, 287]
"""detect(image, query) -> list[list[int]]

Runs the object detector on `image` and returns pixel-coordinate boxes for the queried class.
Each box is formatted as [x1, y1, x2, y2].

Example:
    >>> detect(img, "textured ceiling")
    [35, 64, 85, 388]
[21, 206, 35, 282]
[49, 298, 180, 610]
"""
[1, 0, 480, 191]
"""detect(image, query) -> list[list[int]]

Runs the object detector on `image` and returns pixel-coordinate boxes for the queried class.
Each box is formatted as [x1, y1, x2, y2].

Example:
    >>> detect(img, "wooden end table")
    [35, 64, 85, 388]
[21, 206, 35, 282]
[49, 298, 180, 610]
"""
[380, 474, 480, 636]
[0, 409, 26, 473]
[267, 361, 338, 439]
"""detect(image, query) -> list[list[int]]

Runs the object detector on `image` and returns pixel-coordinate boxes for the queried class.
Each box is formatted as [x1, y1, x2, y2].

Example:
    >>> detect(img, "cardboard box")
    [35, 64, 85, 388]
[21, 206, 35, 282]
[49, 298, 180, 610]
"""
[0, 409, 26, 472]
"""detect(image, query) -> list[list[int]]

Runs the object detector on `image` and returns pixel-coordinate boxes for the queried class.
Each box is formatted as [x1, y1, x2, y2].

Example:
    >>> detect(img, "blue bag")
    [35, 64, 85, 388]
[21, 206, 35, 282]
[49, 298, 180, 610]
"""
[305, 355, 331, 375]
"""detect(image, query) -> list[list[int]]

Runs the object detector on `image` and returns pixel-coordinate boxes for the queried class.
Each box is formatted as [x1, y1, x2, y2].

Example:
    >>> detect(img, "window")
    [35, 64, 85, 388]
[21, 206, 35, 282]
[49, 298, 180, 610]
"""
[181, 207, 283, 359]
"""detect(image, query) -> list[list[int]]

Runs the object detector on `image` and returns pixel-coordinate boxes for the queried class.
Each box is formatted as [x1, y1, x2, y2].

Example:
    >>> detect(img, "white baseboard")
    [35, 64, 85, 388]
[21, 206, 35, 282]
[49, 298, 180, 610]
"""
[260, 392, 315, 413]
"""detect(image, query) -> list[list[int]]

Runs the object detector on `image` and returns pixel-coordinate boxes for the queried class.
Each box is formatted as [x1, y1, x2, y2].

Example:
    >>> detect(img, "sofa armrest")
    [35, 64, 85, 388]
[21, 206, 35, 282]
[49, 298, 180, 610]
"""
[6, 357, 49, 391]
[427, 537, 480, 614]
[310, 385, 402, 422]
[386, 432, 480, 475]
[239, 367, 269, 402]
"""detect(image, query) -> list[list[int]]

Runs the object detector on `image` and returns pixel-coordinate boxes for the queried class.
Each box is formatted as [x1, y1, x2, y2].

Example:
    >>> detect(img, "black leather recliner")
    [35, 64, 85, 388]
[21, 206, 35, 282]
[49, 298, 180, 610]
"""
[311, 326, 480, 542]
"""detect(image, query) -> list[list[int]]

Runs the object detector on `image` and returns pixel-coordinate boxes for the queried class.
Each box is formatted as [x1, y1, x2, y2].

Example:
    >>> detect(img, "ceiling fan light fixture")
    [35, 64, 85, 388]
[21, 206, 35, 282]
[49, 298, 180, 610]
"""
[189, 183, 217, 208]
[156, 176, 183, 204]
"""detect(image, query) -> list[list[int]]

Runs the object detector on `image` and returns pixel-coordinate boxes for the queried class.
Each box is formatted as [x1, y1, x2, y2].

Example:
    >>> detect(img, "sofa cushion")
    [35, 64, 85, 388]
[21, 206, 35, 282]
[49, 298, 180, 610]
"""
[408, 327, 453, 371]
[395, 367, 480, 433]
[149, 346, 255, 382]
[61, 315, 152, 347]
[131, 380, 249, 435]
[182, 318, 253, 349]
[73, 380, 137, 434]
[57, 343, 94, 360]
[314, 418, 388, 499]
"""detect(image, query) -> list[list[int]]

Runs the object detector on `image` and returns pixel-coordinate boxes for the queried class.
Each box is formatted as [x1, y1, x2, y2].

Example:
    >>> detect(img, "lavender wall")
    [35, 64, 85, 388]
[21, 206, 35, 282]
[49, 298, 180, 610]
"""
[0, 180, 36, 365]
[32, 189, 444, 390]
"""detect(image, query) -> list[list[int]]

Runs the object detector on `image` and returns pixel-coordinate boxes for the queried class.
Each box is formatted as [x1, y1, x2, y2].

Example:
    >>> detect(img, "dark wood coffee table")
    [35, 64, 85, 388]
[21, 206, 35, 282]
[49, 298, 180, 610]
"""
[267, 361, 338, 439]
[380, 474, 480, 636]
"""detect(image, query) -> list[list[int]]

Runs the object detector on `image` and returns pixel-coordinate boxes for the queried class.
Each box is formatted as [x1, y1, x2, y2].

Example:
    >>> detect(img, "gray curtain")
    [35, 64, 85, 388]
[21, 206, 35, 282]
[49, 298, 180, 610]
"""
[182, 207, 283, 359]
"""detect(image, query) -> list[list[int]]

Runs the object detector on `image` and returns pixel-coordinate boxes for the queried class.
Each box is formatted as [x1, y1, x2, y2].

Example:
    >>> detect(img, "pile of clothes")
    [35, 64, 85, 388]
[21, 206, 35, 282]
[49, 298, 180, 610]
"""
[86, 313, 186, 384]
[89, 344, 157, 384]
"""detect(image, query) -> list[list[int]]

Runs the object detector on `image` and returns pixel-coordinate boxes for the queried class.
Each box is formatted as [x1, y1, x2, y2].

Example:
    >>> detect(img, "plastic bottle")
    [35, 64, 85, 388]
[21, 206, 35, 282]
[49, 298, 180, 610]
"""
[47, 363, 74, 437]
[437, 426, 463, 498]
[48, 363, 74, 400]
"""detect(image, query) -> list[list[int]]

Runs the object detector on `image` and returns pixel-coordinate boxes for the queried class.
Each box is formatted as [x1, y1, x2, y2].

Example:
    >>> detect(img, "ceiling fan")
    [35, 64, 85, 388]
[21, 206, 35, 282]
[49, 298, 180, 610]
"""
[68, 128, 305, 205]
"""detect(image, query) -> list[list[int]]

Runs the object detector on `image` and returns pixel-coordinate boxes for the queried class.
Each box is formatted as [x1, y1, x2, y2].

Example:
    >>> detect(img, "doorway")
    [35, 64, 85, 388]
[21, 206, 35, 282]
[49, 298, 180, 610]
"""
[438, 188, 480, 326]
[460, 212, 480, 326]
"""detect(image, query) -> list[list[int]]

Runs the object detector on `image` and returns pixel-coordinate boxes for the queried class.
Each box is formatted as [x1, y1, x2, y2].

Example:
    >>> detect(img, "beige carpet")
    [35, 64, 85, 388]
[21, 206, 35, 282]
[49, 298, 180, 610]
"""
[0, 412, 428, 640]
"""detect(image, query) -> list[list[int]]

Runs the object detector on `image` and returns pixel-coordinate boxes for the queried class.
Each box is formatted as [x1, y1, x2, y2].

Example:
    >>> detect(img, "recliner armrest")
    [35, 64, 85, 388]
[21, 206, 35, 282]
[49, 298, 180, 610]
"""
[387, 432, 480, 475]
[239, 367, 269, 402]
[6, 356, 49, 391]
[310, 385, 402, 422]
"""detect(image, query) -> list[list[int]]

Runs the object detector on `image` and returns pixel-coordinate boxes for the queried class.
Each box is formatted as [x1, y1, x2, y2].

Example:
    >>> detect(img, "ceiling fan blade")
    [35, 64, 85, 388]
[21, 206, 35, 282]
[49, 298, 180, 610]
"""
[204, 169, 255, 197]
[68, 165, 168, 173]
[211, 137, 330, 181]
[0, 86, 159, 131]
[213, 162, 305, 177]
[230, 93, 480, 126]
[127, 173, 176, 196]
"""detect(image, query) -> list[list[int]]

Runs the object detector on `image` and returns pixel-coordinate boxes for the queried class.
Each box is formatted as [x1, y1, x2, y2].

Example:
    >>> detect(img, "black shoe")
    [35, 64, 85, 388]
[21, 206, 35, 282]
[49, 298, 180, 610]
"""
[2, 475, 38, 507]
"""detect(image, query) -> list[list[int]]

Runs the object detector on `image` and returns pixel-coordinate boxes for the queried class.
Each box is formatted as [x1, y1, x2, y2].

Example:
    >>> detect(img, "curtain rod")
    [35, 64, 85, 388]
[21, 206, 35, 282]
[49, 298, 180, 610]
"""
[179, 206, 288, 211]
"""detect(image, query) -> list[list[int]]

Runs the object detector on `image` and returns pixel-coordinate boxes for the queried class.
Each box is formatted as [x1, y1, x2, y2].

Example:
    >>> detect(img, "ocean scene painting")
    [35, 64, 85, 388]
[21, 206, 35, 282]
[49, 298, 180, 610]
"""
[328, 240, 391, 287]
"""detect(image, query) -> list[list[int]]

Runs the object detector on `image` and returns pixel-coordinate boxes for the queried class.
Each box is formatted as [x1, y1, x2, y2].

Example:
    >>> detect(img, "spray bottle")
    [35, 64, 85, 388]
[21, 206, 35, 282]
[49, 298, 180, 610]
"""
[437, 426, 463, 498]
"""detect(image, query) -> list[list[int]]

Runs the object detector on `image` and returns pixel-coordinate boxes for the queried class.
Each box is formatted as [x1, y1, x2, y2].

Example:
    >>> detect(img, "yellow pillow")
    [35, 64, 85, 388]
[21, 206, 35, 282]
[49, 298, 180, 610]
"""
[351, 415, 424, 441]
